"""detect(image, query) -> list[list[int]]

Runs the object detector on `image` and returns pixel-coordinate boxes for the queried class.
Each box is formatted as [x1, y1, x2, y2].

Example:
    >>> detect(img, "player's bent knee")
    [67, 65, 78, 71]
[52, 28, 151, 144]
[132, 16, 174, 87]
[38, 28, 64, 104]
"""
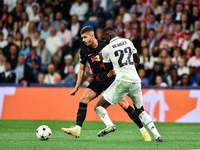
[118, 99, 129, 110]
[80, 95, 90, 104]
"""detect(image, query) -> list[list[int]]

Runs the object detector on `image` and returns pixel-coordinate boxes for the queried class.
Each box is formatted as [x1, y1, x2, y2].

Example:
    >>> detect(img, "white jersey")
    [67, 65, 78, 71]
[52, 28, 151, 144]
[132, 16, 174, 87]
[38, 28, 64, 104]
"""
[102, 36, 141, 83]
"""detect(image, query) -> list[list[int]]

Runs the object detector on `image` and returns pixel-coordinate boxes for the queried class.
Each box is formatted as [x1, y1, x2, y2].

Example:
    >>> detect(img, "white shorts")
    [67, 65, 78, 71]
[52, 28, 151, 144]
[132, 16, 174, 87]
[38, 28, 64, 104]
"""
[102, 80, 143, 109]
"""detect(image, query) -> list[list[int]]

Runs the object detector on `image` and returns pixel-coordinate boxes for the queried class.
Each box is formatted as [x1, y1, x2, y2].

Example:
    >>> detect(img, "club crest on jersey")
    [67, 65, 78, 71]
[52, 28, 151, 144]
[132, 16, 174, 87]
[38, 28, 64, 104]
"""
[91, 55, 101, 62]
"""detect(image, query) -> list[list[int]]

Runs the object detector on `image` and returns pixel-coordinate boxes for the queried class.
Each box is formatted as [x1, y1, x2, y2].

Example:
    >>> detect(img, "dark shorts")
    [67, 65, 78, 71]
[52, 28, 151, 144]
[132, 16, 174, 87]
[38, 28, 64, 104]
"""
[86, 78, 115, 96]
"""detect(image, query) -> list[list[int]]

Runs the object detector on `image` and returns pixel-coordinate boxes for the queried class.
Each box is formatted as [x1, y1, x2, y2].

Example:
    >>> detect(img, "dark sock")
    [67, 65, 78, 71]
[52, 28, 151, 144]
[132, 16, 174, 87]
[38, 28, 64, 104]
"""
[125, 105, 143, 128]
[76, 102, 88, 127]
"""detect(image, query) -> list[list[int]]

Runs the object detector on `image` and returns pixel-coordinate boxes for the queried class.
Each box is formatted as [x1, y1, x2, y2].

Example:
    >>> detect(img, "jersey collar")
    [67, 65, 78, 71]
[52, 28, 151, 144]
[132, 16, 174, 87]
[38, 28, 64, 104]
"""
[110, 36, 119, 43]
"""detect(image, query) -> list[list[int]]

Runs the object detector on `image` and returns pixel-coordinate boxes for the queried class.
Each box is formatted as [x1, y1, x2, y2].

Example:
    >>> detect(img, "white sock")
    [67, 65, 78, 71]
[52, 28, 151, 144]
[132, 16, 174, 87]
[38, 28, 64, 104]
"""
[95, 106, 114, 127]
[139, 126, 146, 132]
[75, 125, 81, 132]
[139, 111, 160, 139]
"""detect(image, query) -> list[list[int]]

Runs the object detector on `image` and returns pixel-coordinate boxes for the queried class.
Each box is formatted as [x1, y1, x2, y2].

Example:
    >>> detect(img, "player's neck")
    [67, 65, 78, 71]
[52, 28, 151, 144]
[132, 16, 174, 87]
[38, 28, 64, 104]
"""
[90, 39, 98, 49]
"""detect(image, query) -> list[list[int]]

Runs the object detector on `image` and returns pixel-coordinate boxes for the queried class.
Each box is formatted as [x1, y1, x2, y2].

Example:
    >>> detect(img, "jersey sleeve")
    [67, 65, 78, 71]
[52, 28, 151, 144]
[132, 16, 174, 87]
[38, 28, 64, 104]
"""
[79, 48, 87, 64]
[102, 48, 110, 63]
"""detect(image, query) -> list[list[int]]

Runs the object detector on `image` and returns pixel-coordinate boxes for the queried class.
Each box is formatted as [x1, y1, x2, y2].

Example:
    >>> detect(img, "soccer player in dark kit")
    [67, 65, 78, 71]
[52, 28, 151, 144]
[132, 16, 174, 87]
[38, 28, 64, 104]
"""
[61, 26, 151, 141]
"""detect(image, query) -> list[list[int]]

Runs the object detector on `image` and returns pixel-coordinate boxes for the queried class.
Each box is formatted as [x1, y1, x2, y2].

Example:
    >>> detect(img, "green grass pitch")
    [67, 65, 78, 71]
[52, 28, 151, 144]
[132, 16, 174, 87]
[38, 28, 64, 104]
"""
[0, 120, 200, 150]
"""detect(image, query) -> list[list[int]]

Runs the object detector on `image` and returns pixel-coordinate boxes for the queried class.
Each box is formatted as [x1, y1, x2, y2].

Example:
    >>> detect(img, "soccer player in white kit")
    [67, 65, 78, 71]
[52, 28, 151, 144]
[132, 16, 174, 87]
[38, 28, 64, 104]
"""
[95, 26, 163, 142]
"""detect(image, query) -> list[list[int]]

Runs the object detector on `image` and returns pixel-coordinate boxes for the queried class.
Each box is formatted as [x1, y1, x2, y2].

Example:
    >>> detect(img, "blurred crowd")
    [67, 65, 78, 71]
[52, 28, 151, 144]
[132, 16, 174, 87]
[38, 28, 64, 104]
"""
[0, 0, 200, 87]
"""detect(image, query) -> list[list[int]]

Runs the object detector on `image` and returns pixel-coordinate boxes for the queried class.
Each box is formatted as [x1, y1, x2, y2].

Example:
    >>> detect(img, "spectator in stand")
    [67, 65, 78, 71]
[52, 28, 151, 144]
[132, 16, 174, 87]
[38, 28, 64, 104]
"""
[154, 24, 165, 47]
[166, 68, 180, 86]
[155, 75, 167, 86]
[54, 74, 62, 84]
[129, 0, 147, 21]
[3, 35, 16, 57]
[171, 48, 182, 67]
[193, 29, 200, 48]
[13, 32, 23, 50]
[37, 73, 45, 84]
[69, 0, 89, 22]
[178, 30, 192, 52]
[0, 53, 5, 73]
[26, 0, 40, 17]
[191, 21, 200, 41]
[0, 20, 8, 40]
[14, 54, 32, 84]
[54, 0, 71, 21]
[12, 4, 24, 22]
[140, 6, 153, 23]
[24, 21, 36, 39]
[130, 13, 140, 30]
[51, 11, 68, 31]
[19, 12, 30, 38]
[6, 14, 15, 35]
[159, 31, 174, 50]
[138, 21, 148, 39]
[19, 37, 31, 59]
[26, 47, 41, 82]
[36, 11, 46, 31]
[95, 27, 103, 40]
[57, 22, 72, 50]
[172, 3, 183, 22]
[46, 27, 63, 69]
[183, 0, 193, 15]
[180, 74, 191, 86]
[29, 4, 39, 23]
[0, 4, 8, 29]
[156, 5, 166, 24]
[0, 32, 8, 49]
[36, 40, 51, 72]
[105, 19, 114, 27]
[12, 21, 20, 38]
[68, 15, 83, 55]
[118, 6, 131, 24]
[138, 68, 149, 86]
[163, 14, 175, 33]
[189, 65, 197, 85]
[189, 5, 200, 24]
[99, 0, 114, 20]
[177, 58, 190, 76]
[31, 30, 40, 48]
[149, 0, 161, 16]
[166, 0, 176, 15]
[44, 63, 60, 84]
[173, 23, 184, 40]
[85, 0, 104, 29]
[139, 47, 155, 74]
[60, 54, 73, 79]
[146, 29, 156, 50]
[163, 58, 173, 76]
[123, 22, 131, 39]
[0, 61, 16, 83]
[193, 73, 200, 86]
[114, 15, 124, 36]
[44, 5, 53, 22]
[6, 44, 18, 69]
[187, 47, 200, 67]
[180, 13, 193, 32]
[157, 48, 171, 65]
[130, 28, 141, 52]
[64, 64, 76, 87]
[3, 0, 17, 12]
[146, 13, 159, 30]
[182, 43, 194, 63]
[40, 20, 51, 41]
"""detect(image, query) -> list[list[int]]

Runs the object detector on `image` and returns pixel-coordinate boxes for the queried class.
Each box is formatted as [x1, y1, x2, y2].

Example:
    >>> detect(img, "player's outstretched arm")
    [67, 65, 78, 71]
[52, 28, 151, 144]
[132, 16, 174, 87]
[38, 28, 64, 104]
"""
[133, 53, 140, 63]
[70, 63, 86, 96]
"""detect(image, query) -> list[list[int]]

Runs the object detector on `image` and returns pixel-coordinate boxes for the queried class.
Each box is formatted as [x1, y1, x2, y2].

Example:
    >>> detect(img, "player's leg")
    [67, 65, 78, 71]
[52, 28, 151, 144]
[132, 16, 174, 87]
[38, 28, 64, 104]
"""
[62, 88, 97, 138]
[118, 98, 151, 141]
[129, 83, 163, 142]
[95, 80, 128, 137]
[95, 96, 117, 137]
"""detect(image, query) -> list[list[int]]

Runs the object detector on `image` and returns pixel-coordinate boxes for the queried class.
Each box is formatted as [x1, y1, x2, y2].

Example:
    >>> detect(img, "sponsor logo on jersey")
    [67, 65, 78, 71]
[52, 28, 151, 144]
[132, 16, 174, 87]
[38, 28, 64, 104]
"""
[91, 55, 101, 62]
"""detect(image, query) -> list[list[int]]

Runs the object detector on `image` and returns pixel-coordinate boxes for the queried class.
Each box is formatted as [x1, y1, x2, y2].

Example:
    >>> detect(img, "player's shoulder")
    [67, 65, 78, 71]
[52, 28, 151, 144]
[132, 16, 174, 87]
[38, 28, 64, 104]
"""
[98, 40, 106, 48]
[80, 45, 89, 54]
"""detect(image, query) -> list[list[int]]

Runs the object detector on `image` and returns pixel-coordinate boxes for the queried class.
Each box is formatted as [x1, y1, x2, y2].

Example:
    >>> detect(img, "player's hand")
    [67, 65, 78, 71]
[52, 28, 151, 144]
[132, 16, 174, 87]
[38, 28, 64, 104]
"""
[107, 70, 116, 77]
[70, 87, 78, 96]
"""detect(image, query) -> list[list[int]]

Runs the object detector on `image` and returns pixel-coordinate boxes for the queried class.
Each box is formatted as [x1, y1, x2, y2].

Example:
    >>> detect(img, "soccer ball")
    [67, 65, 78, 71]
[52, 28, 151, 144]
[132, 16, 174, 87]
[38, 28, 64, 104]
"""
[36, 125, 52, 140]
